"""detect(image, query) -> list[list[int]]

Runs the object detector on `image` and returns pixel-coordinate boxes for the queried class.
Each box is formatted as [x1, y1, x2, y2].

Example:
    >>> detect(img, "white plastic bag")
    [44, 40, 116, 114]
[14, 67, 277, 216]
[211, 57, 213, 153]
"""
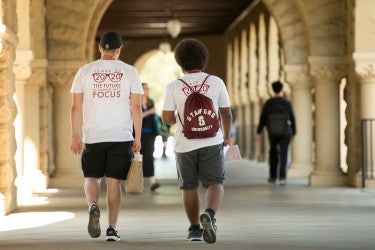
[224, 145, 242, 164]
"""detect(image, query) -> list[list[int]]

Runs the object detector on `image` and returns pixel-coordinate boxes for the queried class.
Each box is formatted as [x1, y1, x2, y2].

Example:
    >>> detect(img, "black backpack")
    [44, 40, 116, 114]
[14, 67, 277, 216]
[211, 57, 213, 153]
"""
[266, 103, 291, 137]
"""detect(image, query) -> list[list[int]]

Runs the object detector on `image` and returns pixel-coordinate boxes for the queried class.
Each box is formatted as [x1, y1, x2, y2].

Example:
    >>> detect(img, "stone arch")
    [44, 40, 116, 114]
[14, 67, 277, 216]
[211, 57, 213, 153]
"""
[133, 49, 159, 73]
[298, 0, 347, 56]
[262, 0, 308, 65]
[46, 0, 113, 61]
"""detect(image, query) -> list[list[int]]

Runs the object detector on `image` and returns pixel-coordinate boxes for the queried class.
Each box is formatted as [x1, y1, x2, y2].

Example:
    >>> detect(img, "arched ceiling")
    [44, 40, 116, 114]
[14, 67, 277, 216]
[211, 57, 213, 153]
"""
[97, 0, 256, 39]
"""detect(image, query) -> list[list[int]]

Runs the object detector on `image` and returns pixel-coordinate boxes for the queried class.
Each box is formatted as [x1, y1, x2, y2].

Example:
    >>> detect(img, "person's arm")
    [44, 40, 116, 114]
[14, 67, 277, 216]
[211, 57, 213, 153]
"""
[219, 107, 232, 146]
[131, 92, 142, 154]
[70, 93, 83, 154]
[162, 110, 176, 126]
[289, 102, 296, 136]
[142, 107, 156, 117]
[257, 101, 269, 134]
[255, 102, 269, 141]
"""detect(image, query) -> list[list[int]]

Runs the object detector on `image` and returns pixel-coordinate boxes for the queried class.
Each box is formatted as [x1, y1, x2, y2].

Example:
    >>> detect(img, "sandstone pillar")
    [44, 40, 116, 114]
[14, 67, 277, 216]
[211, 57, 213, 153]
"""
[284, 65, 314, 177]
[354, 52, 375, 187]
[0, 0, 18, 215]
[48, 61, 85, 187]
[309, 57, 348, 186]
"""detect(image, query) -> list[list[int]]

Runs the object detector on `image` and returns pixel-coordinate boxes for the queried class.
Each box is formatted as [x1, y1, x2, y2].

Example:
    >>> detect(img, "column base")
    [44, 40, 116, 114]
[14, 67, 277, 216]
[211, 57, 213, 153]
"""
[0, 192, 5, 216]
[288, 163, 313, 177]
[309, 171, 348, 186]
[0, 186, 17, 216]
[49, 175, 83, 188]
[353, 174, 375, 188]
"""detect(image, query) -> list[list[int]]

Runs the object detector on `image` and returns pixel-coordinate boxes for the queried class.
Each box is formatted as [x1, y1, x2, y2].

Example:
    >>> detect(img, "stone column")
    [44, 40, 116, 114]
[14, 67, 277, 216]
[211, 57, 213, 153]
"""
[0, 5, 18, 215]
[48, 61, 85, 187]
[284, 65, 314, 177]
[248, 24, 258, 160]
[309, 57, 348, 186]
[354, 52, 375, 187]
[257, 15, 269, 162]
[240, 30, 249, 157]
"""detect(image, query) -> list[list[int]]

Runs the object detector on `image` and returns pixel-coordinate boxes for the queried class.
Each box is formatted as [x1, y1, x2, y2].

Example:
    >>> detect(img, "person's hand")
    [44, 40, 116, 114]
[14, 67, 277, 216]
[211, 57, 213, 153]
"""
[223, 137, 232, 146]
[71, 137, 82, 154]
[131, 138, 141, 154]
[255, 134, 261, 142]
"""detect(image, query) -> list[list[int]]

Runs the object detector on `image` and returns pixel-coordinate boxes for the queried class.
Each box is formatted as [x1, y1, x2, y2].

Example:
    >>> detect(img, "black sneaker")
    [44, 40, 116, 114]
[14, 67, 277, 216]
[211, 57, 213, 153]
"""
[150, 182, 160, 191]
[88, 201, 101, 238]
[106, 225, 120, 241]
[200, 212, 217, 243]
[187, 226, 202, 241]
[268, 178, 276, 184]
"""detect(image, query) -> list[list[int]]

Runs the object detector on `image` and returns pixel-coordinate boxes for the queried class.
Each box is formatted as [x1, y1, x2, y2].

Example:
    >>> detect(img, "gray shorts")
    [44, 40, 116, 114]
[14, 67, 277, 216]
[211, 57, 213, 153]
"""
[175, 143, 225, 189]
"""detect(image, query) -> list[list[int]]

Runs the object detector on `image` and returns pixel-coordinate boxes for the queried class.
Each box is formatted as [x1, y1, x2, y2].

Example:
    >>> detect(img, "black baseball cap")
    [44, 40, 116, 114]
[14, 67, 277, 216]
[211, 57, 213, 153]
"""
[100, 32, 123, 50]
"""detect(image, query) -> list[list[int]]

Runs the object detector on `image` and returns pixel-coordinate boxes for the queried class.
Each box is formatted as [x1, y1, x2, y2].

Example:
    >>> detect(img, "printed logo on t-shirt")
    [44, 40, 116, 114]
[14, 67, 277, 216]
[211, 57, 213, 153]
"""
[182, 83, 210, 96]
[91, 69, 123, 98]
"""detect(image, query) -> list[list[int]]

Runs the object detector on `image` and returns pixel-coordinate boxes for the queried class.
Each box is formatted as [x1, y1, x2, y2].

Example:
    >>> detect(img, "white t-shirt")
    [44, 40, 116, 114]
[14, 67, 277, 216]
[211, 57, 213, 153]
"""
[162, 72, 231, 153]
[70, 59, 143, 143]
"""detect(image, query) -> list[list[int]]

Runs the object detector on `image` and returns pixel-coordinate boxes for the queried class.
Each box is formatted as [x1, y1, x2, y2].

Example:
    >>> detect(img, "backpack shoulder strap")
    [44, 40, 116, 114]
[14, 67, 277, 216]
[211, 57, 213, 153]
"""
[197, 74, 210, 92]
[178, 78, 193, 92]
[178, 74, 211, 93]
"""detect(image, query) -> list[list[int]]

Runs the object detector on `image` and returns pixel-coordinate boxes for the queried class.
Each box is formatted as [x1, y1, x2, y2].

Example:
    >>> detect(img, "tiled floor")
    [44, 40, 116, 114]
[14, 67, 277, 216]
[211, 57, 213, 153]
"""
[1, 157, 375, 249]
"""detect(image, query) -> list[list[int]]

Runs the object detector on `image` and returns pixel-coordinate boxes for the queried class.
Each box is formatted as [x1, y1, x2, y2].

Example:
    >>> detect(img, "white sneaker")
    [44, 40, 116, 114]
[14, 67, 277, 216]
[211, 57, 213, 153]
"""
[279, 179, 287, 186]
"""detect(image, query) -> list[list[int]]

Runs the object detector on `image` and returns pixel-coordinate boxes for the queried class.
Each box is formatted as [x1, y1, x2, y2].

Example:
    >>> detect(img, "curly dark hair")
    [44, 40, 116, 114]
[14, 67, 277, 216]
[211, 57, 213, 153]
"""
[174, 38, 209, 72]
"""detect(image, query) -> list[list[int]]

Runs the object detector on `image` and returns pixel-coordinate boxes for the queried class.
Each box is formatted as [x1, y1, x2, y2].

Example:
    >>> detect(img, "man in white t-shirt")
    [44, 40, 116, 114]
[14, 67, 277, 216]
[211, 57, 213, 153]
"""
[162, 38, 232, 244]
[70, 31, 143, 242]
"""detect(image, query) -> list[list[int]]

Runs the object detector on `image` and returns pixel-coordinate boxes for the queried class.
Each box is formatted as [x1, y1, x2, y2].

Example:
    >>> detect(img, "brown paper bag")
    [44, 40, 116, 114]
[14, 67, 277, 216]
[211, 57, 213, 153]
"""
[125, 153, 144, 194]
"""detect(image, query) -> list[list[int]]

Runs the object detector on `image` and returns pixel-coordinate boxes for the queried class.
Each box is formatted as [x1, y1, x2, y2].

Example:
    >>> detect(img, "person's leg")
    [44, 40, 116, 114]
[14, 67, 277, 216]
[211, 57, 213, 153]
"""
[84, 177, 102, 238]
[268, 137, 278, 180]
[200, 184, 222, 243]
[205, 184, 224, 212]
[104, 141, 132, 241]
[279, 137, 291, 180]
[84, 177, 101, 206]
[198, 144, 225, 243]
[105, 177, 122, 228]
[141, 134, 159, 190]
[183, 188, 200, 225]
[162, 135, 168, 158]
[81, 143, 107, 239]
[175, 150, 202, 240]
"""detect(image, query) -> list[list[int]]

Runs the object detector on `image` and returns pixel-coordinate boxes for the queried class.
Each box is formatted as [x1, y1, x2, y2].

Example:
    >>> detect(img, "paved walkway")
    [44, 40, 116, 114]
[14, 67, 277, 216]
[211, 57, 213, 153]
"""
[1, 157, 375, 250]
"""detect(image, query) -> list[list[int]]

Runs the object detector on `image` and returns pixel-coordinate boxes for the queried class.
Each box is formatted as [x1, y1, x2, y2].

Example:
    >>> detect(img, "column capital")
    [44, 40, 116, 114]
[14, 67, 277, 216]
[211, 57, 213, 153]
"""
[308, 56, 347, 82]
[48, 60, 85, 87]
[0, 27, 17, 66]
[48, 71, 76, 88]
[14, 50, 34, 81]
[353, 52, 375, 81]
[283, 64, 312, 89]
[14, 50, 48, 86]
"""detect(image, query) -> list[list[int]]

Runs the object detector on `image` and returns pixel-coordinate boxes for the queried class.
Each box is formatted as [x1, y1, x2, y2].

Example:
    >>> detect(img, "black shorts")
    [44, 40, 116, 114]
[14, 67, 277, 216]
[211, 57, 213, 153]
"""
[81, 141, 132, 180]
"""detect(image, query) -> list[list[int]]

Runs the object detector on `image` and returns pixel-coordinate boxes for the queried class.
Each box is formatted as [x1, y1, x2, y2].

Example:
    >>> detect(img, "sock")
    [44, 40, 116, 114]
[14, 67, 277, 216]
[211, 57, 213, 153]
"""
[191, 224, 201, 230]
[205, 208, 215, 219]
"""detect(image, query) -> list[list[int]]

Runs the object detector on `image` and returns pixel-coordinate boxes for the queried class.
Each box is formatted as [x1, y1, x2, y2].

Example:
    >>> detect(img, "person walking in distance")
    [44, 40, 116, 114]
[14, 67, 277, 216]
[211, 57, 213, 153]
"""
[70, 31, 143, 241]
[141, 82, 160, 191]
[256, 81, 296, 186]
[162, 38, 232, 243]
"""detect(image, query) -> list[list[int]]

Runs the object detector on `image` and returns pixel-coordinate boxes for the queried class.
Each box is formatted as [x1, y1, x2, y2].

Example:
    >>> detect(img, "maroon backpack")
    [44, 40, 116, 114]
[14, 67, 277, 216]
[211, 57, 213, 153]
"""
[177, 75, 220, 139]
